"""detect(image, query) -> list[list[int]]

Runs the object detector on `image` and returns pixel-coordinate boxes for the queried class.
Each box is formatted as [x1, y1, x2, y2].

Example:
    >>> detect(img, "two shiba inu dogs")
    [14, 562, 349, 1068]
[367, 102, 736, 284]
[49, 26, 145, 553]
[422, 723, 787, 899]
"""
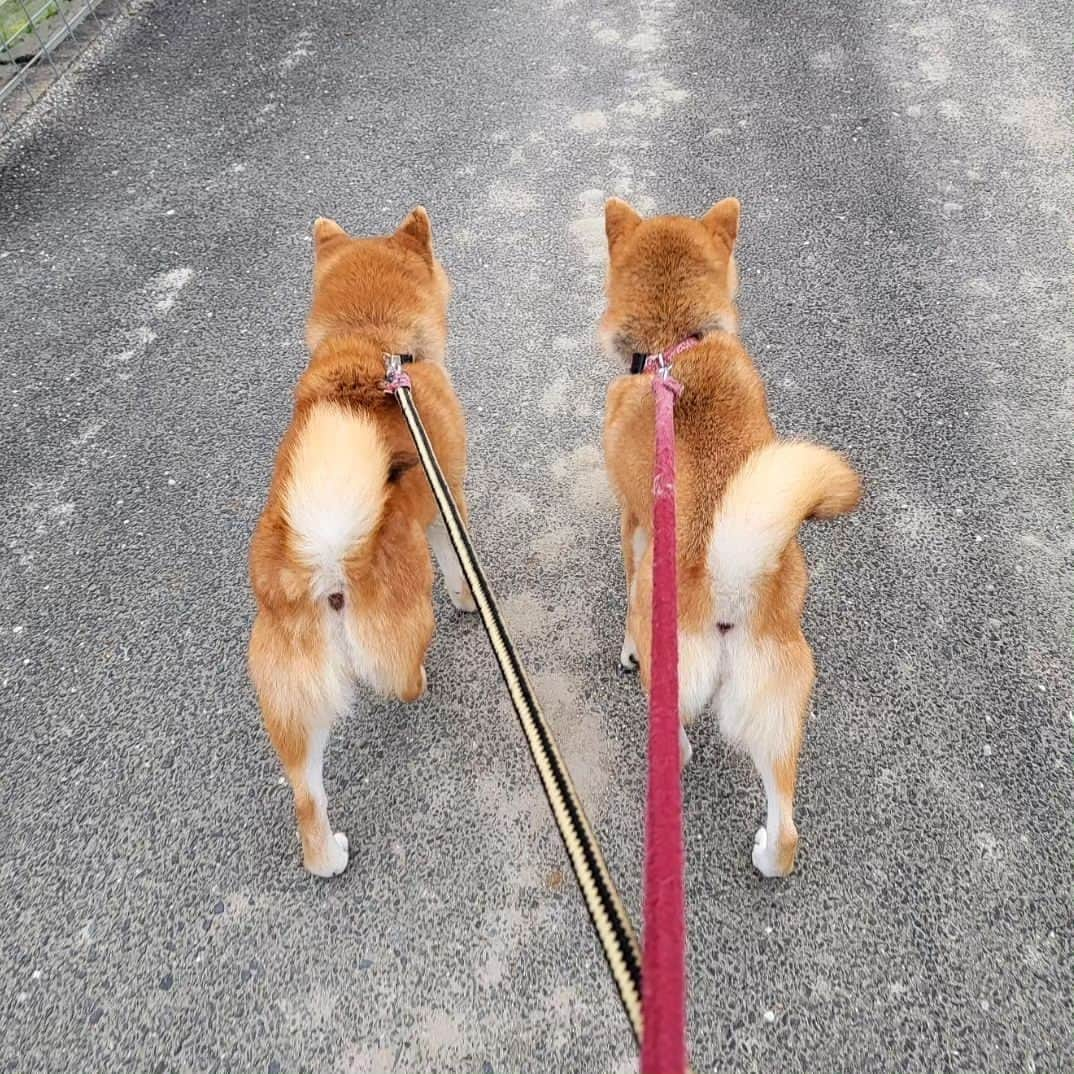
[248, 200, 859, 879]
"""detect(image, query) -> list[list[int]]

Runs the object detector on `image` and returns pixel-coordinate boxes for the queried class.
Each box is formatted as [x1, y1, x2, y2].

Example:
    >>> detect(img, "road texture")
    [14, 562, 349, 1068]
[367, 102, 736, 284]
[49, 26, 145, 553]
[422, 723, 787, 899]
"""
[1, 2, 1071, 1071]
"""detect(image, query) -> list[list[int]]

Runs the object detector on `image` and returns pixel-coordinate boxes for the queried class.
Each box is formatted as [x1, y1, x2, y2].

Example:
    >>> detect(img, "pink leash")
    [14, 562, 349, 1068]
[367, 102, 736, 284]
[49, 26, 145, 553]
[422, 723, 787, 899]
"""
[641, 335, 697, 1074]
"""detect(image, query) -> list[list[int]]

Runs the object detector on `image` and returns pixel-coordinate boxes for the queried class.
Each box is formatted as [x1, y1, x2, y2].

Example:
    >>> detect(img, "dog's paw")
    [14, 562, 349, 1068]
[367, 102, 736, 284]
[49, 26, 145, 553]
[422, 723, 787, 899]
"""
[751, 827, 776, 877]
[400, 665, 428, 703]
[306, 831, 350, 878]
[450, 583, 477, 613]
[751, 826, 796, 879]
[619, 632, 639, 671]
[679, 726, 693, 770]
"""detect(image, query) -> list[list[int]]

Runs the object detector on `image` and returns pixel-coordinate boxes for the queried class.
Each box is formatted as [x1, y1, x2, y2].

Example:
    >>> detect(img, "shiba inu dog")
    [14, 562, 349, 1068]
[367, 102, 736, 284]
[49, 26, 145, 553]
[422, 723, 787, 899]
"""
[600, 197, 861, 876]
[249, 209, 474, 877]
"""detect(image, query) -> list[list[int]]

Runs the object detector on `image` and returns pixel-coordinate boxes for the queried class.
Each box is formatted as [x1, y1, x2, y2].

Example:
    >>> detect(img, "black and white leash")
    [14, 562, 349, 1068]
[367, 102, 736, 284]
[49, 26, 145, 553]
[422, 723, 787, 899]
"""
[382, 353, 645, 1046]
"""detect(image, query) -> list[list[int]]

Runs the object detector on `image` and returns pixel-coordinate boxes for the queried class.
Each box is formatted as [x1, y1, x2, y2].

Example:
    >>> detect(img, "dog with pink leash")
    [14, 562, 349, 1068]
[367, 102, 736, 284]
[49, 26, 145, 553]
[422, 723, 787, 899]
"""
[600, 196, 862, 881]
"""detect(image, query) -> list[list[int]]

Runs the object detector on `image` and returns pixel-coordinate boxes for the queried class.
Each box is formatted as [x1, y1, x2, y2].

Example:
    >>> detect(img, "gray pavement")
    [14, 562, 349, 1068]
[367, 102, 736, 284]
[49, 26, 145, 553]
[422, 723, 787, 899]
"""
[1, 2, 1072, 1071]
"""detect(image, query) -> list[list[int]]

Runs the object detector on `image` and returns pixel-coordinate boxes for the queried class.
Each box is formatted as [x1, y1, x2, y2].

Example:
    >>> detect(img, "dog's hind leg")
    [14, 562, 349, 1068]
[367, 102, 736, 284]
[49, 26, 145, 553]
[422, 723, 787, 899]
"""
[619, 510, 645, 670]
[427, 478, 476, 613]
[626, 538, 700, 770]
[720, 631, 814, 877]
[249, 611, 352, 878]
[750, 745, 802, 878]
[428, 515, 476, 612]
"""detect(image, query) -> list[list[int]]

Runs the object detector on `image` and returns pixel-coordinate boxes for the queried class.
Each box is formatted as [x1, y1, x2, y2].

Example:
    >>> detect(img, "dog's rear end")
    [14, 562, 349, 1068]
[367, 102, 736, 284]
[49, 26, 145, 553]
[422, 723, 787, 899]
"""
[248, 210, 472, 876]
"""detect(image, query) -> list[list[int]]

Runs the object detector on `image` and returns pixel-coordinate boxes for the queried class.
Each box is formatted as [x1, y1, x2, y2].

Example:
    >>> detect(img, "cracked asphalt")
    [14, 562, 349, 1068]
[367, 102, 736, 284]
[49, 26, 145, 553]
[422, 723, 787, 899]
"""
[1, 1, 1071, 1071]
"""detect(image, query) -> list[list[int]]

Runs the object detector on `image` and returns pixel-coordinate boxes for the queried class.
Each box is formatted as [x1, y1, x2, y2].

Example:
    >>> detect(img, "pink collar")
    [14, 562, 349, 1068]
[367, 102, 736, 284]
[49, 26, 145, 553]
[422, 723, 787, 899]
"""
[630, 334, 701, 376]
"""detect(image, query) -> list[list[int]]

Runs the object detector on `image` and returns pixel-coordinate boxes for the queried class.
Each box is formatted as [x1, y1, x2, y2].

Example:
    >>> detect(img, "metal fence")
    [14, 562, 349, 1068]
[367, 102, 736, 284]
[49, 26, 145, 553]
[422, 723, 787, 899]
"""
[0, 0, 108, 137]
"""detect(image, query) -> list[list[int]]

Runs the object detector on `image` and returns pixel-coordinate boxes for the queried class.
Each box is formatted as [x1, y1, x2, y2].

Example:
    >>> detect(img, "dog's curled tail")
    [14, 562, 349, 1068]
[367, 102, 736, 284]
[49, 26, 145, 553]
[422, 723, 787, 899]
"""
[708, 441, 860, 620]
[283, 402, 390, 605]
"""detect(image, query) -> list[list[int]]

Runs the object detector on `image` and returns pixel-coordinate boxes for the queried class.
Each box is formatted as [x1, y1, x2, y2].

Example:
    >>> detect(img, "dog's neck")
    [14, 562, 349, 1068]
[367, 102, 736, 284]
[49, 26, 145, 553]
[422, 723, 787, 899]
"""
[629, 325, 735, 375]
[313, 328, 426, 361]
[297, 334, 421, 410]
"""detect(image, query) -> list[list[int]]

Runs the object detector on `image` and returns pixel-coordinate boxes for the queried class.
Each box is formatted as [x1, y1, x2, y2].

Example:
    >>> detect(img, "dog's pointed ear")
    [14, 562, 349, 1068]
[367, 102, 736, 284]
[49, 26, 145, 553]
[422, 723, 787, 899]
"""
[605, 197, 642, 254]
[395, 206, 434, 263]
[313, 217, 347, 255]
[700, 198, 740, 248]
[386, 450, 420, 485]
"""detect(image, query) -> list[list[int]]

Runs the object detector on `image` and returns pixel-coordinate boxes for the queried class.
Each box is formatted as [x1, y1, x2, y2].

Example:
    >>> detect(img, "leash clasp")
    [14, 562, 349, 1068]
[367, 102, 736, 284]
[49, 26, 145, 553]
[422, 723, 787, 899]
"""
[642, 336, 699, 400]
[642, 352, 672, 379]
[381, 352, 412, 394]
[645, 352, 683, 401]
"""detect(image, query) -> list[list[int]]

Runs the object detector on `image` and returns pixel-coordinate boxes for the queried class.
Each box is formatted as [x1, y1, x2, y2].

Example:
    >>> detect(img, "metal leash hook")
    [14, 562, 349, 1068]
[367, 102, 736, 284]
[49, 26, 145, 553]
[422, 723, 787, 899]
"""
[381, 352, 412, 393]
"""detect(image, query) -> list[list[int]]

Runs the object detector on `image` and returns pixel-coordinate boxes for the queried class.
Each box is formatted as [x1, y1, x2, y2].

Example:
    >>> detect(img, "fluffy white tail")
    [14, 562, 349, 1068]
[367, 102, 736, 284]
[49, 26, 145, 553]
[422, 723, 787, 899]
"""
[283, 402, 388, 600]
[708, 441, 860, 622]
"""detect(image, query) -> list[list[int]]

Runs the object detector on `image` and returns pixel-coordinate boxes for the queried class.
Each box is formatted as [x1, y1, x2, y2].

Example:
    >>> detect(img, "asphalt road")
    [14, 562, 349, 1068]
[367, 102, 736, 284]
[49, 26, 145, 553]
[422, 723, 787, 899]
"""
[1, 2, 1071, 1071]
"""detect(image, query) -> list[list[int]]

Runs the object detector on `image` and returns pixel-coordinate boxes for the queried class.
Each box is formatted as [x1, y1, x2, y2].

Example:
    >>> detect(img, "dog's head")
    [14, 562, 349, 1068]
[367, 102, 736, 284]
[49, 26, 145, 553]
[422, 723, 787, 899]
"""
[306, 207, 451, 357]
[599, 197, 741, 365]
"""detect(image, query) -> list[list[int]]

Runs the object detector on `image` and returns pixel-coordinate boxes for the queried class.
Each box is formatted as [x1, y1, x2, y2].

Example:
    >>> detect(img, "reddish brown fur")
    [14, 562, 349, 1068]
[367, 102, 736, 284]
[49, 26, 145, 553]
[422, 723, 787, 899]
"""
[248, 209, 471, 876]
[601, 197, 861, 876]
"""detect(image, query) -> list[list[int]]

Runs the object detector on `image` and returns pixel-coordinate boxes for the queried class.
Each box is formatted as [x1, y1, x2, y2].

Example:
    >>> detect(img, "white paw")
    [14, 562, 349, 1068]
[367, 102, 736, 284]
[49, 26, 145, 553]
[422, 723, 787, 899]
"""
[619, 632, 639, 671]
[751, 827, 775, 876]
[679, 726, 693, 769]
[751, 826, 793, 879]
[306, 830, 350, 878]
[450, 584, 477, 612]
